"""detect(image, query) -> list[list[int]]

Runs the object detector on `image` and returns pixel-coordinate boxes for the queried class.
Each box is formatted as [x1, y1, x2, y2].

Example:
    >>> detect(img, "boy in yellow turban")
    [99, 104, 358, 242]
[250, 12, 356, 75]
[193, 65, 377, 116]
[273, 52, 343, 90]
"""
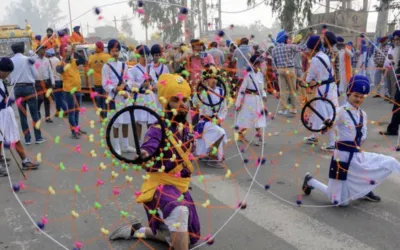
[110, 74, 200, 250]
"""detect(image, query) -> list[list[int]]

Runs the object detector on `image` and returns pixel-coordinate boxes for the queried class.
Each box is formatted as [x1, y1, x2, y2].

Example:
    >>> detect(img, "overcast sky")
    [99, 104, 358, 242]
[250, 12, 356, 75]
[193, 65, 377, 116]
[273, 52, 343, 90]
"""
[0, 0, 397, 42]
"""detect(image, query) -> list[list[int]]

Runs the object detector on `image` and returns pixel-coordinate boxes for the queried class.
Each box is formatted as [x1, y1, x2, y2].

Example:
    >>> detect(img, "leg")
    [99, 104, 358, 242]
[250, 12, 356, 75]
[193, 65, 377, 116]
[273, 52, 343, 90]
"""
[16, 96, 31, 143]
[121, 124, 135, 153]
[63, 92, 77, 135]
[37, 98, 44, 120]
[278, 69, 289, 111]
[135, 123, 142, 141]
[74, 92, 82, 128]
[44, 95, 51, 120]
[308, 178, 329, 197]
[113, 126, 121, 154]
[287, 68, 297, 111]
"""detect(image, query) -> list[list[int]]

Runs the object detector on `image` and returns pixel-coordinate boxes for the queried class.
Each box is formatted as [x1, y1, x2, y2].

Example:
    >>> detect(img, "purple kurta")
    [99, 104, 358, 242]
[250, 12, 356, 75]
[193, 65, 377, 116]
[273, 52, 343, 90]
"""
[140, 124, 200, 245]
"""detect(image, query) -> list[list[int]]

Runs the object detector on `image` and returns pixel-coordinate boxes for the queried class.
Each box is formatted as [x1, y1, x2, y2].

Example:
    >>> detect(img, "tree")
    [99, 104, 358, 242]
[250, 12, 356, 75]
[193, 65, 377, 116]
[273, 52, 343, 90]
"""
[120, 15, 134, 37]
[128, 0, 198, 43]
[4, 0, 66, 34]
[247, 0, 315, 31]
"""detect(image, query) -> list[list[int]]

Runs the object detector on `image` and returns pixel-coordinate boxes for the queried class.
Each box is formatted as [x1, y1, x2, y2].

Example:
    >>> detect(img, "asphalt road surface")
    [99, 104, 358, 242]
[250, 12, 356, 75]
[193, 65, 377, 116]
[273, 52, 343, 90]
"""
[1, 92, 400, 250]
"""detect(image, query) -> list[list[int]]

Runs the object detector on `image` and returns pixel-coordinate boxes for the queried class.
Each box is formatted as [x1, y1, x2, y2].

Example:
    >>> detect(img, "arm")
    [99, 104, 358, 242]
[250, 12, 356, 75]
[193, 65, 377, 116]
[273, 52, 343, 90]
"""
[361, 111, 367, 143]
[48, 61, 55, 87]
[101, 64, 114, 93]
[235, 76, 249, 108]
[140, 126, 162, 155]
[305, 58, 318, 83]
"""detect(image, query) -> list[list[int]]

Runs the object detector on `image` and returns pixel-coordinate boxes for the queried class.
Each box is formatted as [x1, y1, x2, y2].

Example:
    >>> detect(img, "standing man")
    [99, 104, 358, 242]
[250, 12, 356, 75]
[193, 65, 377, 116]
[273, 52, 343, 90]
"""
[35, 46, 55, 123]
[70, 26, 85, 44]
[56, 45, 86, 139]
[88, 41, 111, 122]
[41, 28, 59, 51]
[207, 41, 225, 68]
[9, 42, 45, 145]
[272, 30, 308, 115]
[47, 48, 67, 117]
[373, 36, 390, 98]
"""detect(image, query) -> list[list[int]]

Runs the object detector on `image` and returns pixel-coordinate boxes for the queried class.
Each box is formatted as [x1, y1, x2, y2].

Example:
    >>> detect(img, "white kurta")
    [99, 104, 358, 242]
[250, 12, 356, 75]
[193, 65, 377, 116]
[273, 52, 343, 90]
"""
[128, 64, 158, 124]
[101, 61, 133, 126]
[192, 85, 227, 160]
[0, 80, 20, 143]
[235, 71, 266, 129]
[148, 62, 170, 110]
[312, 103, 400, 205]
[356, 51, 367, 76]
[306, 52, 339, 146]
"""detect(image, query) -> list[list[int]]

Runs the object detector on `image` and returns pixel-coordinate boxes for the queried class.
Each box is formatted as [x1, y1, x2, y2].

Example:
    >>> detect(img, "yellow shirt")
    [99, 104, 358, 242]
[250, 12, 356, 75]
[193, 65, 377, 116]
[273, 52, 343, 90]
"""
[59, 59, 81, 92]
[88, 52, 111, 86]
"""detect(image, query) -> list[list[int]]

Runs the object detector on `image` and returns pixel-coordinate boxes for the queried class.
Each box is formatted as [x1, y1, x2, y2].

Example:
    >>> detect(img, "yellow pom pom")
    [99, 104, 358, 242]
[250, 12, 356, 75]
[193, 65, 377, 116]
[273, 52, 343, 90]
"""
[71, 210, 79, 218]
[159, 97, 167, 104]
[35, 120, 41, 130]
[101, 228, 109, 235]
[37, 153, 42, 163]
[45, 88, 53, 98]
[202, 199, 210, 208]
[48, 186, 55, 195]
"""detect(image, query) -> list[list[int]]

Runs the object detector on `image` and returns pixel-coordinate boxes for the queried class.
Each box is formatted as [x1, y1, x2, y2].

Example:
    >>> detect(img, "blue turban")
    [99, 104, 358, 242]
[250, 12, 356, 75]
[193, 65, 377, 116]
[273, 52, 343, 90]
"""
[150, 44, 162, 55]
[361, 40, 366, 45]
[137, 45, 150, 56]
[347, 41, 353, 46]
[276, 30, 288, 44]
[250, 54, 264, 65]
[0, 57, 14, 72]
[107, 39, 121, 53]
[307, 35, 321, 50]
[73, 26, 80, 32]
[226, 40, 231, 47]
[347, 75, 370, 96]
[35, 35, 42, 41]
[393, 30, 400, 38]
[46, 48, 55, 56]
[337, 36, 344, 43]
[324, 31, 337, 46]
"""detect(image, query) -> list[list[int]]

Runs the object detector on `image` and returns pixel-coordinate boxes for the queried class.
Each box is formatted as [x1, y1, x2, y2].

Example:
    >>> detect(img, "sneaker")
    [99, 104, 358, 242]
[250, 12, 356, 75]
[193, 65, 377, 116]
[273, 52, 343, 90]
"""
[35, 138, 47, 144]
[207, 160, 224, 168]
[0, 167, 8, 177]
[321, 145, 335, 152]
[362, 191, 381, 202]
[78, 129, 87, 135]
[0, 156, 11, 163]
[70, 133, 80, 140]
[302, 172, 314, 195]
[289, 109, 297, 115]
[122, 146, 136, 153]
[22, 159, 40, 170]
[109, 218, 143, 241]
[25, 139, 32, 145]
[254, 139, 264, 146]
[372, 94, 381, 98]
[278, 110, 288, 116]
[45, 118, 53, 123]
[304, 137, 318, 145]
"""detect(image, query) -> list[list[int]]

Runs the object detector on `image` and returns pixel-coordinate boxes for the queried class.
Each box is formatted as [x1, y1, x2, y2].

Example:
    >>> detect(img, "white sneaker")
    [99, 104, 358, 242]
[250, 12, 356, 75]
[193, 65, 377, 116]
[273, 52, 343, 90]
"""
[122, 146, 136, 153]
[321, 145, 335, 152]
[278, 110, 288, 115]
[109, 218, 143, 241]
[304, 137, 318, 145]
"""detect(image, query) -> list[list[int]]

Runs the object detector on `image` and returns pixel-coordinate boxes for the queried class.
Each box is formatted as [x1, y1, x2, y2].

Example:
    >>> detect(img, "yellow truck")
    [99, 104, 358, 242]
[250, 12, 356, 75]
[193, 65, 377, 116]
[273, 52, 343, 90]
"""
[0, 25, 33, 58]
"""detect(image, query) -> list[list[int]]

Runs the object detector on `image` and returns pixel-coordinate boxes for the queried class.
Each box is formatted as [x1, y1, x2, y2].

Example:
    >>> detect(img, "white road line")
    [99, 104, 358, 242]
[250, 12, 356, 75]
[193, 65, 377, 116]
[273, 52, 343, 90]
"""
[192, 175, 377, 250]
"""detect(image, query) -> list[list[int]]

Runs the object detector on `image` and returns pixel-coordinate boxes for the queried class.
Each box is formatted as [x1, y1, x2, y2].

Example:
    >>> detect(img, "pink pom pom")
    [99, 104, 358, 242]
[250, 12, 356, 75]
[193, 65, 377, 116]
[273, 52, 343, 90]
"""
[177, 93, 183, 100]
[106, 79, 113, 85]
[189, 110, 196, 118]
[75, 241, 84, 248]
[74, 145, 81, 153]
[79, 107, 86, 115]
[178, 14, 187, 21]
[96, 179, 105, 186]
[134, 191, 142, 197]
[113, 188, 121, 196]
[142, 73, 150, 81]
[156, 185, 164, 191]
[34, 61, 41, 69]
[97, 16, 103, 20]
[19, 181, 25, 190]
[41, 217, 49, 225]
[81, 164, 88, 172]
[90, 92, 98, 99]
[74, 126, 80, 133]
[175, 172, 181, 178]
[159, 80, 167, 86]
[16, 97, 23, 106]
[137, 8, 145, 15]
[189, 153, 194, 160]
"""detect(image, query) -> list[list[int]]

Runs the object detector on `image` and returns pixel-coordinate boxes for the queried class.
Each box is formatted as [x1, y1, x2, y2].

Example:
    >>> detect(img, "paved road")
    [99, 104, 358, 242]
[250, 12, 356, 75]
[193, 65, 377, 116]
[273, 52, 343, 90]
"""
[1, 93, 400, 250]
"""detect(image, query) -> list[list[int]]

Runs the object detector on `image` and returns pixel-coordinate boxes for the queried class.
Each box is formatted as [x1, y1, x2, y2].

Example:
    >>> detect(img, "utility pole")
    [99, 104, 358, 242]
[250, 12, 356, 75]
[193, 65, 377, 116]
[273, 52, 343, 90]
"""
[113, 16, 118, 30]
[218, 0, 221, 30]
[68, 0, 73, 32]
[196, 0, 202, 37]
[202, 0, 208, 35]
[87, 23, 90, 37]
[376, 0, 389, 37]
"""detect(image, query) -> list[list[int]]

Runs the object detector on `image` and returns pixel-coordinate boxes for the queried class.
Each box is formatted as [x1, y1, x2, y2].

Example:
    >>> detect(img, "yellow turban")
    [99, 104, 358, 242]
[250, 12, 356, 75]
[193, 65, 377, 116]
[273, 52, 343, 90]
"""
[157, 74, 191, 108]
[293, 34, 303, 44]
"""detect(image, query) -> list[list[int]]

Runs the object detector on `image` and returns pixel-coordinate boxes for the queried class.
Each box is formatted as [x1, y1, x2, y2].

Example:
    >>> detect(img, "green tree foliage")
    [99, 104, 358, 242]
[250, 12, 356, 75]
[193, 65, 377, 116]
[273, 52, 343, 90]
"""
[4, 0, 66, 34]
[129, 0, 198, 43]
[247, 0, 315, 31]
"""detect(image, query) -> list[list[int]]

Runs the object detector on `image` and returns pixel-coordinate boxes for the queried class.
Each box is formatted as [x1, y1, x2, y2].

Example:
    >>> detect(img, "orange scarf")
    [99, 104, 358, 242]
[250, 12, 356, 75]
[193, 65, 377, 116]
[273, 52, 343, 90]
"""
[344, 45, 352, 83]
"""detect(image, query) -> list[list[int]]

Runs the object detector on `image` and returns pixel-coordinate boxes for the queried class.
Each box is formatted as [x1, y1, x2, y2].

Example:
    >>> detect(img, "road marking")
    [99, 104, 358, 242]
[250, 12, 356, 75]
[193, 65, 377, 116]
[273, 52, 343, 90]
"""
[192, 175, 377, 250]
[4, 207, 24, 233]
[10, 239, 39, 250]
